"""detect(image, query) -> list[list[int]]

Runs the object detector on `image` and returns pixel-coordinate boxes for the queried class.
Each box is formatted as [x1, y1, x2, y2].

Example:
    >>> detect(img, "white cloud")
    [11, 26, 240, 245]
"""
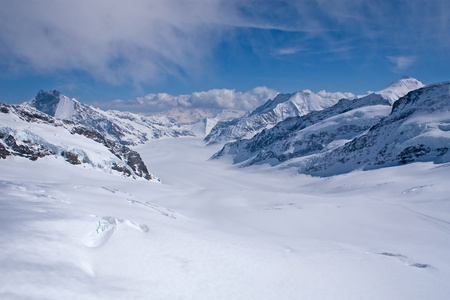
[387, 56, 416, 71]
[110, 87, 278, 112]
[0, 0, 230, 84]
[275, 47, 305, 55]
[0, 0, 448, 88]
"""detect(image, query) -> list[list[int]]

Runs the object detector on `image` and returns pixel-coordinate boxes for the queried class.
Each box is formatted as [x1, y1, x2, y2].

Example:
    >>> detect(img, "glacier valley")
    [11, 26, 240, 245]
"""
[1, 78, 450, 299]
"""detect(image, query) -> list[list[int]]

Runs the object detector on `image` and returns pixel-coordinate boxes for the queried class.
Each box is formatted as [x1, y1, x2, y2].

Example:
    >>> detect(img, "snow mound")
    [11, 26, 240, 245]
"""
[84, 216, 149, 248]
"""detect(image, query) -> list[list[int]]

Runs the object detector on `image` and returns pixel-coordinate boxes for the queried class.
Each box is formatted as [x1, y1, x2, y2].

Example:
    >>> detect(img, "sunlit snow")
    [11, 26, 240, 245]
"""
[1, 137, 449, 299]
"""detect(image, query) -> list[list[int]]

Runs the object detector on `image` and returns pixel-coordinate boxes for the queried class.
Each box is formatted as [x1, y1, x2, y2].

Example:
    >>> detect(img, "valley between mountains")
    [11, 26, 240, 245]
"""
[1, 77, 450, 299]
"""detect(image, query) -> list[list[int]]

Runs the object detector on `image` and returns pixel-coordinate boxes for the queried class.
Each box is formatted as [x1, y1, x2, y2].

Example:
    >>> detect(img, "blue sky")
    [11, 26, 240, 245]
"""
[0, 0, 449, 112]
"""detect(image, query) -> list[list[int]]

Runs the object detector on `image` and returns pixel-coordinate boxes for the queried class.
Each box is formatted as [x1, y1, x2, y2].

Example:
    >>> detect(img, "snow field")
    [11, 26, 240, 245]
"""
[0, 137, 449, 299]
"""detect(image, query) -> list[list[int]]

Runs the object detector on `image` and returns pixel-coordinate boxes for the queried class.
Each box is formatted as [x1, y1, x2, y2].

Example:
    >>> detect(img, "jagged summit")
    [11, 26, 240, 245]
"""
[212, 91, 391, 166]
[205, 77, 423, 145]
[27, 90, 196, 145]
[0, 101, 158, 181]
[30, 90, 79, 119]
[212, 80, 450, 176]
[204, 89, 354, 144]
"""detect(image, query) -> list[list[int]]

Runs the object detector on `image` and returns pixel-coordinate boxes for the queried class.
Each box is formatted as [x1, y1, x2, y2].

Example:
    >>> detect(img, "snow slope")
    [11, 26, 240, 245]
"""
[0, 102, 157, 181]
[1, 137, 450, 299]
[297, 81, 450, 176]
[29, 90, 196, 145]
[205, 77, 423, 145]
[376, 76, 425, 104]
[213, 78, 441, 176]
[213, 93, 391, 165]
[204, 90, 355, 144]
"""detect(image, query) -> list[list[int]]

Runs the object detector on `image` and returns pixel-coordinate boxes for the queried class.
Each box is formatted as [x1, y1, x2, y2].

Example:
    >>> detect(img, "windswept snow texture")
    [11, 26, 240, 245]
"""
[1, 137, 450, 300]
[204, 90, 355, 144]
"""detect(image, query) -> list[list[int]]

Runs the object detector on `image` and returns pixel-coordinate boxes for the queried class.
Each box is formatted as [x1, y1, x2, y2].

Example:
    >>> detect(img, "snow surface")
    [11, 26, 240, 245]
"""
[53, 94, 77, 119]
[0, 106, 154, 180]
[205, 90, 354, 144]
[376, 76, 425, 105]
[1, 137, 450, 299]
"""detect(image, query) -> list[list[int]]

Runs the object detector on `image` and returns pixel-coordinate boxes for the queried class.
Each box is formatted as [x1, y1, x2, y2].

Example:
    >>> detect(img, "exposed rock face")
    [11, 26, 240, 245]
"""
[213, 93, 390, 165]
[28, 90, 195, 145]
[31, 90, 63, 117]
[205, 90, 355, 145]
[206, 77, 424, 146]
[213, 81, 450, 176]
[0, 102, 157, 181]
[0, 131, 54, 161]
[300, 81, 450, 176]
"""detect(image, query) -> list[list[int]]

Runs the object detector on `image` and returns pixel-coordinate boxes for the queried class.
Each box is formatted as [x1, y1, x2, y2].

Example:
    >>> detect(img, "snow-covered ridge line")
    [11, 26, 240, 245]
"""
[205, 77, 424, 145]
[28, 90, 197, 146]
[204, 89, 354, 145]
[213, 93, 391, 164]
[213, 79, 449, 176]
[0, 102, 158, 181]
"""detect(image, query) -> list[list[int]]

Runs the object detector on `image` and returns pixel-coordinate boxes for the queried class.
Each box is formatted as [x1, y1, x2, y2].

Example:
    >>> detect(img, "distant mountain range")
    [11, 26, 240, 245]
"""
[29, 90, 197, 145]
[1, 77, 448, 179]
[212, 77, 450, 176]
[205, 77, 424, 145]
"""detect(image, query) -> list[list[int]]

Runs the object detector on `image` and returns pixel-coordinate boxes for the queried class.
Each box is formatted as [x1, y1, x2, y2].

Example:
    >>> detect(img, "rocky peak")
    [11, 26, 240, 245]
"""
[31, 90, 63, 116]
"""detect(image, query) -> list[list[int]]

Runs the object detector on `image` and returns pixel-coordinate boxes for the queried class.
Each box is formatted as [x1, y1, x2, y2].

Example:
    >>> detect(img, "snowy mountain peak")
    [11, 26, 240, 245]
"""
[30, 90, 79, 120]
[213, 79, 450, 176]
[0, 101, 159, 181]
[251, 89, 355, 117]
[27, 90, 197, 145]
[205, 89, 355, 144]
[376, 76, 425, 104]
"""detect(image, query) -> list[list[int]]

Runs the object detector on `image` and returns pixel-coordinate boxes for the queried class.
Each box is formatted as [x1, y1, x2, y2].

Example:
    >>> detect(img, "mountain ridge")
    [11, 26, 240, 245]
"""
[27, 90, 196, 145]
[0, 101, 158, 181]
[204, 89, 355, 145]
[212, 78, 449, 176]
[206, 77, 424, 146]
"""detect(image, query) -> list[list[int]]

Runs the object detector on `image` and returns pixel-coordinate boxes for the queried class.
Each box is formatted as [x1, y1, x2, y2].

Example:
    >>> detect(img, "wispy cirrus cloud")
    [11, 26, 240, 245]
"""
[0, 0, 231, 85]
[0, 0, 448, 93]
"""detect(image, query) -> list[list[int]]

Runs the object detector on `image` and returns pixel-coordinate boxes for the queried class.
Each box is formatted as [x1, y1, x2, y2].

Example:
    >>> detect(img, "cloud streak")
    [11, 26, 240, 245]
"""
[0, 0, 229, 84]
[387, 56, 416, 72]
[0, 0, 448, 90]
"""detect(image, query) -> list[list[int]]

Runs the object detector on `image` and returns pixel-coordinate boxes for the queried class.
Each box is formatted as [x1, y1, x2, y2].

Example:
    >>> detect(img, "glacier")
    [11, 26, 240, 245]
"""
[1, 78, 450, 300]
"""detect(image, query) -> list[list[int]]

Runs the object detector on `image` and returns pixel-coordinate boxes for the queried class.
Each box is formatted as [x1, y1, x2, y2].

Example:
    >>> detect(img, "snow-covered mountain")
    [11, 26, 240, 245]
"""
[375, 76, 425, 104]
[148, 107, 246, 124]
[206, 77, 424, 145]
[148, 107, 246, 137]
[204, 90, 356, 144]
[2, 81, 450, 300]
[213, 93, 391, 165]
[213, 78, 447, 176]
[28, 90, 196, 145]
[299, 81, 450, 176]
[0, 102, 158, 181]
